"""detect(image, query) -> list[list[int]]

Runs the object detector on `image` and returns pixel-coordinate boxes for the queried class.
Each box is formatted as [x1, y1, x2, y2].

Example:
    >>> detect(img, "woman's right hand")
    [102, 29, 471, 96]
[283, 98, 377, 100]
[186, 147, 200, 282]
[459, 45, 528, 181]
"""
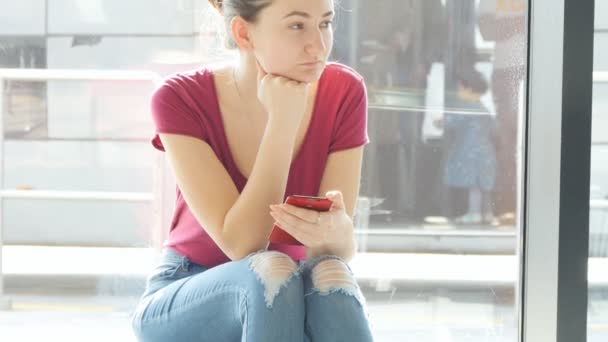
[256, 59, 311, 133]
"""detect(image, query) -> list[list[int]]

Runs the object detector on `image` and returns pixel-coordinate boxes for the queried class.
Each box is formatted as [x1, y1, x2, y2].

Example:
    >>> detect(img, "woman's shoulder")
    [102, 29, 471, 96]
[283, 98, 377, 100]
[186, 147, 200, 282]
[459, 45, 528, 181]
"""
[323, 62, 365, 84]
[149, 65, 221, 111]
[321, 62, 366, 101]
[154, 66, 214, 95]
[320, 62, 367, 107]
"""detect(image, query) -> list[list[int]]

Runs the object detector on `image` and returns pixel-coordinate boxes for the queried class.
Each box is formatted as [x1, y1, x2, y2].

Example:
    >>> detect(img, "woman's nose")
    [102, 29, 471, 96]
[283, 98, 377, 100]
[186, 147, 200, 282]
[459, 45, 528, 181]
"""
[305, 30, 327, 57]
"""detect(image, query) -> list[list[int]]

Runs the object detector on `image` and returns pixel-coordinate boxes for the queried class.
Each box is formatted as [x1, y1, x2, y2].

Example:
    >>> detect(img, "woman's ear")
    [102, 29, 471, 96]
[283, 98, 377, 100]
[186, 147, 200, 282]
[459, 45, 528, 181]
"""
[230, 17, 255, 51]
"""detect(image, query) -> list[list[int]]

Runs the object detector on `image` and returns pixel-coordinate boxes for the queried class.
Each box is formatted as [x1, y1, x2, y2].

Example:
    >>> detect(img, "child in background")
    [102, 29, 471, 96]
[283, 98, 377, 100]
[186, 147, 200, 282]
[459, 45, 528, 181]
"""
[435, 67, 498, 225]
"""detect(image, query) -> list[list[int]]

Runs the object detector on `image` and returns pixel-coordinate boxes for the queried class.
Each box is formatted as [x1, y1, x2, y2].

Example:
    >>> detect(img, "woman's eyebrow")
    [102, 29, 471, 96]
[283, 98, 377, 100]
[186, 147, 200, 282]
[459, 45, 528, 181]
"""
[282, 10, 334, 19]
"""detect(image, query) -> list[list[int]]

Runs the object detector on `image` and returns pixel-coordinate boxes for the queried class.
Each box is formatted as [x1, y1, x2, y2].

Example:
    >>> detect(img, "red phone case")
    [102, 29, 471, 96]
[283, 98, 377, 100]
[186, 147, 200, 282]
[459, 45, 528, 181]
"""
[268, 195, 333, 245]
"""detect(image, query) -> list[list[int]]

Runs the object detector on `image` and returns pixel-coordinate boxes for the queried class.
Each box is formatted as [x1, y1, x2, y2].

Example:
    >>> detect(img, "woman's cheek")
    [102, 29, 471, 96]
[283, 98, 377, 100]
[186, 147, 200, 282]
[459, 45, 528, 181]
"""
[323, 33, 334, 55]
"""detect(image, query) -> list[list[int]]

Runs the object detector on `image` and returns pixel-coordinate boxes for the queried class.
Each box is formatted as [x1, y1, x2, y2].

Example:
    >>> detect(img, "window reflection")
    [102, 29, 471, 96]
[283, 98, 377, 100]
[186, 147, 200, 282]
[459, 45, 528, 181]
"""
[348, 0, 525, 235]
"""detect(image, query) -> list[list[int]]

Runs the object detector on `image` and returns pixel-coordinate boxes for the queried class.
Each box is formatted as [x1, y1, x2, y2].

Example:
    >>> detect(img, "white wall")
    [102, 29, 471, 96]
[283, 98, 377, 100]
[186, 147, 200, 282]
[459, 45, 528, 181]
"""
[0, 0, 45, 34]
[48, 0, 195, 35]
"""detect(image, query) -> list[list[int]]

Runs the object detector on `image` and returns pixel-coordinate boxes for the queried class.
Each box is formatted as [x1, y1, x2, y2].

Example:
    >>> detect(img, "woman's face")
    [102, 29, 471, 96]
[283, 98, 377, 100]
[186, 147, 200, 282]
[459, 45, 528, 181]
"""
[249, 0, 335, 83]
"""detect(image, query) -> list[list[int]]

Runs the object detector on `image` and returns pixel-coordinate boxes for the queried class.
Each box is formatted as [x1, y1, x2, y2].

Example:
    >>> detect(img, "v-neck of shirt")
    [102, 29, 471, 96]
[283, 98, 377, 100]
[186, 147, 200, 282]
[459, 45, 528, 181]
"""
[208, 67, 326, 183]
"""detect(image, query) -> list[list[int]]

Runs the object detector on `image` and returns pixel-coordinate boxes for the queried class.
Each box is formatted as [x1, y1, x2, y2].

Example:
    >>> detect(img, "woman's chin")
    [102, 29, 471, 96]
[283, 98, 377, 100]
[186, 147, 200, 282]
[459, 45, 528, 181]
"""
[297, 75, 319, 83]
[271, 65, 325, 83]
[295, 66, 326, 83]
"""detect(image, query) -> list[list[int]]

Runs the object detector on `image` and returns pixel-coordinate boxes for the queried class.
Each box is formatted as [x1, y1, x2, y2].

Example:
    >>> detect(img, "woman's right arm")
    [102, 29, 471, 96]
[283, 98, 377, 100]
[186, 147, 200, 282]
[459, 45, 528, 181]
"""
[159, 121, 296, 260]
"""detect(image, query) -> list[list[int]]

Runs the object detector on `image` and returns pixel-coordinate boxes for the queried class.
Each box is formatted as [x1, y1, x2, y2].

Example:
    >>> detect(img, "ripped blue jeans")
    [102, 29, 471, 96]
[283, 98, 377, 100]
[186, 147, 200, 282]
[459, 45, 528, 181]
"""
[130, 248, 374, 342]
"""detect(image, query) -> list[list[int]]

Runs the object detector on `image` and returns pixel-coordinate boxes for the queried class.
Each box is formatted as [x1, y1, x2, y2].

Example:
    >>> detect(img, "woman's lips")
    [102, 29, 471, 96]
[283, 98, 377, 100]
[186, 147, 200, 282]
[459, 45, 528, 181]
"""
[300, 61, 322, 67]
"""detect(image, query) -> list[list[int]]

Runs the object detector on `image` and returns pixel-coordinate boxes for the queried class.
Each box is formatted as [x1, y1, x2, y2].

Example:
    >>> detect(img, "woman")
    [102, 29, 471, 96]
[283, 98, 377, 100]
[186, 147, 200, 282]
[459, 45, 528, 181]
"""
[130, 0, 374, 340]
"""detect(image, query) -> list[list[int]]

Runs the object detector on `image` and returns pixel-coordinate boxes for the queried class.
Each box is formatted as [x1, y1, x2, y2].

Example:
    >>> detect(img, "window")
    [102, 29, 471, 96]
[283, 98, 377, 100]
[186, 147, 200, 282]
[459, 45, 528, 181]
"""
[0, 0, 530, 340]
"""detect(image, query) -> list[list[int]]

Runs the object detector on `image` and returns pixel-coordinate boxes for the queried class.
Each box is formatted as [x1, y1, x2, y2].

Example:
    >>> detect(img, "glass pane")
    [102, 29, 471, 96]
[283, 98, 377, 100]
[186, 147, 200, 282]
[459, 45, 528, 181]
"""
[588, 2, 608, 341]
[4, 141, 155, 192]
[3, 199, 154, 247]
[352, 0, 527, 336]
[45, 80, 155, 139]
[0, 0, 528, 341]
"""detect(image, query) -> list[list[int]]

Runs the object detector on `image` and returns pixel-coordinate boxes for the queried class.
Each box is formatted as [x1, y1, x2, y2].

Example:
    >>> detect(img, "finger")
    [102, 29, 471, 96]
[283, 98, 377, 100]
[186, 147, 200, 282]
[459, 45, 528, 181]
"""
[271, 206, 304, 227]
[278, 204, 319, 224]
[273, 221, 311, 245]
[256, 58, 267, 84]
[276, 76, 292, 85]
[271, 206, 324, 234]
[291, 78, 311, 88]
[270, 208, 331, 248]
[271, 217, 316, 245]
[274, 74, 304, 87]
[275, 219, 317, 246]
[326, 190, 345, 209]
[287, 78, 303, 86]
[286, 80, 300, 88]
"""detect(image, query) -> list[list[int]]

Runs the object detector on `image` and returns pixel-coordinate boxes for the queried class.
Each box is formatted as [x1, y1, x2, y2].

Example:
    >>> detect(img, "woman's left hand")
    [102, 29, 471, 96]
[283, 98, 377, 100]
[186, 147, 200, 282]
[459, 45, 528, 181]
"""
[269, 190, 354, 255]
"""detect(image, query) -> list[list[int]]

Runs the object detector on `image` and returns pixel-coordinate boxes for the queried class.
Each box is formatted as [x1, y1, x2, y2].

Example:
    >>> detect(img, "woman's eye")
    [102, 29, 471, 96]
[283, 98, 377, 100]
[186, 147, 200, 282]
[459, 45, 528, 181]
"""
[321, 20, 333, 28]
[289, 20, 333, 31]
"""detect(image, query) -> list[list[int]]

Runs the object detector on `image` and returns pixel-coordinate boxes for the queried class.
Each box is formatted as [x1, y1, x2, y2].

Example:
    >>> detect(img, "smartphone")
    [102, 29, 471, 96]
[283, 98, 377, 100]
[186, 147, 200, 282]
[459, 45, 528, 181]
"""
[268, 195, 333, 245]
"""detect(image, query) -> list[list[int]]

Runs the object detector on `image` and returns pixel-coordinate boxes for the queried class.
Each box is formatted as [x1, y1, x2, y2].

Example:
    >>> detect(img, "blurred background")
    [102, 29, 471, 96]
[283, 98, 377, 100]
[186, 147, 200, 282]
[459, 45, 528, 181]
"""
[0, 0, 606, 341]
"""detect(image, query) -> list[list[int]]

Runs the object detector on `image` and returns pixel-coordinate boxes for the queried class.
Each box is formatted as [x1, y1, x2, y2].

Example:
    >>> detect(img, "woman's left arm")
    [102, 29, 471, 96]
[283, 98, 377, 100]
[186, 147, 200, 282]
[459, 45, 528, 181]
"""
[269, 146, 364, 262]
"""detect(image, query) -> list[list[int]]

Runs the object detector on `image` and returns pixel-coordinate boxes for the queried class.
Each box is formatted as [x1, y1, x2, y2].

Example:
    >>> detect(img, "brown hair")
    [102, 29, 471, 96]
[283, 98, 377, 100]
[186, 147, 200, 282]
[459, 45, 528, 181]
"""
[207, 0, 273, 49]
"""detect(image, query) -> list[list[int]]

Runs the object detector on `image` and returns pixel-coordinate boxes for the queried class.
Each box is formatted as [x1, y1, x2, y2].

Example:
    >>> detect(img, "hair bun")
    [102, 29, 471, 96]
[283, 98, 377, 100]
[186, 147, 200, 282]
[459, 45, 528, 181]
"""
[208, 0, 224, 15]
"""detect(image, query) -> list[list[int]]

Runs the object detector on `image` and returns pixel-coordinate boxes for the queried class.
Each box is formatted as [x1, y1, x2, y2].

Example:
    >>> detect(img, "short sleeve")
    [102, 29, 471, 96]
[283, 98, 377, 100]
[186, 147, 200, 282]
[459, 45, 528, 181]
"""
[328, 78, 370, 153]
[149, 84, 207, 152]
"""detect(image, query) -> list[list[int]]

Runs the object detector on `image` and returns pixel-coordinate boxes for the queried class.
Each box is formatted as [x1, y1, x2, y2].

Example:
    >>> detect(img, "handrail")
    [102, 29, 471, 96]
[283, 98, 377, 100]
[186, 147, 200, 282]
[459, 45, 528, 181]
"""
[595, 71, 608, 83]
[0, 68, 162, 82]
[370, 72, 608, 113]
[0, 69, 164, 310]
[591, 199, 608, 209]
[0, 190, 154, 202]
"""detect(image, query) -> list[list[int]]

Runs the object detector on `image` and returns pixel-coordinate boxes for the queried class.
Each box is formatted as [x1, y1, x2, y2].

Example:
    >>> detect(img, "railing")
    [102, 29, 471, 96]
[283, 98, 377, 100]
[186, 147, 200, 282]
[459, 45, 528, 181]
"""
[0, 69, 162, 310]
[595, 71, 608, 83]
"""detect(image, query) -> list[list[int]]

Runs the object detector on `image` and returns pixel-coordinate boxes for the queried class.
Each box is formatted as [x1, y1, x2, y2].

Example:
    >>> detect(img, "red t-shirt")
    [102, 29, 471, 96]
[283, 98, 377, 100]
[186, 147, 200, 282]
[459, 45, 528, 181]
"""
[150, 62, 370, 268]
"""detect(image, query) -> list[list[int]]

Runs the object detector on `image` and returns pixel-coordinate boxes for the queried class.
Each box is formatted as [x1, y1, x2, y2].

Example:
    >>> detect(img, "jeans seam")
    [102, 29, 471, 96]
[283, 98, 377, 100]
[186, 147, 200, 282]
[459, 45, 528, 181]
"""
[304, 319, 314, 341]
[243, 290, 249, 342]
[133, 284, 247, 326]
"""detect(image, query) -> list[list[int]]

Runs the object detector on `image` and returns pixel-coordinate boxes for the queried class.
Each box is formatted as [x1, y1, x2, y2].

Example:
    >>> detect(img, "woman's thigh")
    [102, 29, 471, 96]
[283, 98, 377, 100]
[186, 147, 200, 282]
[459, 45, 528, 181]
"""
[131, 249, 305, 342]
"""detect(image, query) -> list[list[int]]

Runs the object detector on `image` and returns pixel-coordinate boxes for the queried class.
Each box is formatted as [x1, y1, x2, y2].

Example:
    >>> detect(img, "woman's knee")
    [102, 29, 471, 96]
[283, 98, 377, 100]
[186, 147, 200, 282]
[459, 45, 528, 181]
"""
[310, 258, 358, 293]
[309, 257, 366, 306]
[247, 250, 302, 308]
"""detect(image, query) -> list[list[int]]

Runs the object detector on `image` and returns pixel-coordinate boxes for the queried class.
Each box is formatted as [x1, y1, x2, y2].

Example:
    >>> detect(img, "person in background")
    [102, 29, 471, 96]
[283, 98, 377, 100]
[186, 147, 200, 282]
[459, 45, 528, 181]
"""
[435, 67, 497, 225]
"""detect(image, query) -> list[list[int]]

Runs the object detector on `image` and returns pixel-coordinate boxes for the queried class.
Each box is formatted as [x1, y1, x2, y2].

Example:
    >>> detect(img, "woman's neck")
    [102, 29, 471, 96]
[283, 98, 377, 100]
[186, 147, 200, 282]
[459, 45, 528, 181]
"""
[232, 52, 265, 114]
